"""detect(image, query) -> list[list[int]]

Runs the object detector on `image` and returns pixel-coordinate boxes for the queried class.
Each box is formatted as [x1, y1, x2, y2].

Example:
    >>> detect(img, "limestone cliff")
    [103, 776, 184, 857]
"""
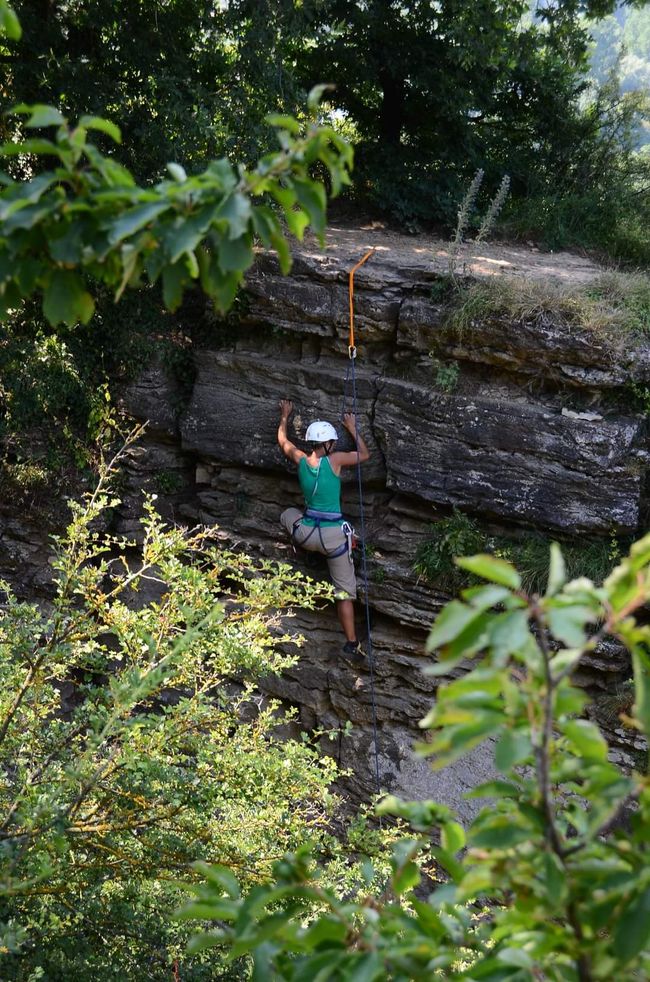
[114, 227, 650, 816]
[3, 226, 646, 819]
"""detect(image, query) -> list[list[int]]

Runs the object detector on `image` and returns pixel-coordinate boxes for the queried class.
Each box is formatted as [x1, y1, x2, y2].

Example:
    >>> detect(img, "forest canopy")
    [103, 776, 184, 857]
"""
[4, 0, 650, 259]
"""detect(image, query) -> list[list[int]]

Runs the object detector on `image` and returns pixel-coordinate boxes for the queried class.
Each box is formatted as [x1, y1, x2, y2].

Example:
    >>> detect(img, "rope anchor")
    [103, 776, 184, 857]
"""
[348, 248, 375, 355]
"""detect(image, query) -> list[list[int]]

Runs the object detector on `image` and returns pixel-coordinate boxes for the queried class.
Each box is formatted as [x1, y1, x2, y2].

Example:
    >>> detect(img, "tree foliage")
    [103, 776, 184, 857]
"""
[0, 95, 352, 327]
[3, 0, 649, 253]
[0, 432, 342, 977]
[183, 540, 650, 980]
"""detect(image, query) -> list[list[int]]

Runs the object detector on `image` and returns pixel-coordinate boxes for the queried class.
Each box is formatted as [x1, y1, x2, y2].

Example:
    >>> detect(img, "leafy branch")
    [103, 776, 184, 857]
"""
[183, 539, 650, 980]
[0, 95, 352, 326]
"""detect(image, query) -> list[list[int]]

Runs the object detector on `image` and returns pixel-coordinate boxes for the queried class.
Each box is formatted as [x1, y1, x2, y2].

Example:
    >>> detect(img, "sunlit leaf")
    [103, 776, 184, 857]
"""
[455, 554, 521, 590]
[43, 269, 95, 326]
[78, 115, 122, 143]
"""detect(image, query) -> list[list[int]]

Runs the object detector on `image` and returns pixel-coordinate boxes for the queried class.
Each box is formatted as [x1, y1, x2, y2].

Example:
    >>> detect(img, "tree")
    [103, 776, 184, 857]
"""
[293, 0, 650, 226]
[0, 433, 342, 978]
[183, 541, 650, 980]
[0, 95, 352, 327]
[4, 0, 316, 180]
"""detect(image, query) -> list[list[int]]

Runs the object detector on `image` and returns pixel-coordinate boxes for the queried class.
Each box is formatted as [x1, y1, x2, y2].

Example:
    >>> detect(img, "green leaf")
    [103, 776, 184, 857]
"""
[284, 206, 310, 241]
[0, 0, 21, 40]
[411, 899, 446, 937]
[251, 203, 277, 248]
[199, 864, 241, 900]
[216, 192, 252, 240]
[0, 138, 59, 156]
[166, 162, 187, 182]
[613, 887, 650, 962]
[546, 542, 566, 596]
[3, 199, 60, 233]
[430, 846, 464, 882]
[632, 645, 650, 739]
[425, 713, 503, 767]
[303, 916, 347, 946]
[392, 860, 421, 895]
[49, 222, 84, 264]
[270, 225, 292, 274]
[163, 208, 218, 264]
[549, 648, 582, 678]
[470, 816, 531, 848]
[461, 584, 512, 610]
[426, 601, 483, 652]
[307, 84, 334, 113]
[266, 113, 301, 134]
[186, 930, 227, 954]
[293, 952, 348, 982]
[15, 258, 42, 295]
[198, 252, 242, 312]
[441, 821, 465, 854]
[161, 262, 188, 311]
[42, 270, 95, 326]
[547, 603, 594, 647]
[543, 851, 566, 904]
[497, 947, 534, 969]
[494, 728, 532, 772]
[346, 952, 383, 982]
[488, 609, 531, 662]
[12, 104, 66, 128]
[78, 115, 122, 144]
[218, 234, 254, 274]
[555, 680, 589, 717]
[467, 779, 521, 798]
[205, 158, 238, 191]
[84, 144, 135, 187]
[560, 719, 608, 762]
[107, 201, 170, 246]
[455, 554, 521, 589]
[293, 179, 327, 239]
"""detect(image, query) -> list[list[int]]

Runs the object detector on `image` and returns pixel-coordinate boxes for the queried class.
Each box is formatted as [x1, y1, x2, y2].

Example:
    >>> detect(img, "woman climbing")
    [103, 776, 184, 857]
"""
[277, 398, 370, 660]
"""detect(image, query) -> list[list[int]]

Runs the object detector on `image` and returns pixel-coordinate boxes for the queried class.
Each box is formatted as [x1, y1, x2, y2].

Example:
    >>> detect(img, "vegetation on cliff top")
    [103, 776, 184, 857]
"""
[4, 0, 650, 260]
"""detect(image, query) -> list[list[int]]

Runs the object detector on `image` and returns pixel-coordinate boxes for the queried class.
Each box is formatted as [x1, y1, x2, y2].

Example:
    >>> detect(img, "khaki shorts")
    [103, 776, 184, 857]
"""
[281, 507, 357, 600]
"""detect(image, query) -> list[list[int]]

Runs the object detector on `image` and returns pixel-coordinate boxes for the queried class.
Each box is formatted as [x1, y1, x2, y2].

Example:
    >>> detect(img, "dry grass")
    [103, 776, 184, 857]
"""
[447, 270, 650, 340]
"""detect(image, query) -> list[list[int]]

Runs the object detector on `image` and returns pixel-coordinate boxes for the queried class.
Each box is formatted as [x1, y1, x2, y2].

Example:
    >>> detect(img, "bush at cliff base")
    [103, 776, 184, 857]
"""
[182, 541, 650, 981]
[0, 433, 350, 979]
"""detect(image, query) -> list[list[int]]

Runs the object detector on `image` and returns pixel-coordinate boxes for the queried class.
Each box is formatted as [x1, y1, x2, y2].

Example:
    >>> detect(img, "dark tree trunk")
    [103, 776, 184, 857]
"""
[378, 69, 405, 147]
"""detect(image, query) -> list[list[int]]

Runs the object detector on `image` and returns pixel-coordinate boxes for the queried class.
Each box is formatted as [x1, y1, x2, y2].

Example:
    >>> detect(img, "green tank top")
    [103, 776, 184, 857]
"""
[298, 456, 342, 527]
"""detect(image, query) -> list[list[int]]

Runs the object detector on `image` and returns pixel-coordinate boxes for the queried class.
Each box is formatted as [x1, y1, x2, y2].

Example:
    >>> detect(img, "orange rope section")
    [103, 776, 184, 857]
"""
[348, 248, 375, 357]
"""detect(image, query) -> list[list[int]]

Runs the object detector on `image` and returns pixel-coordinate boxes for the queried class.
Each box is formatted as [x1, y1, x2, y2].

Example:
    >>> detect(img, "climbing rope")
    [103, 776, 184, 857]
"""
[344, 249, 382, 798]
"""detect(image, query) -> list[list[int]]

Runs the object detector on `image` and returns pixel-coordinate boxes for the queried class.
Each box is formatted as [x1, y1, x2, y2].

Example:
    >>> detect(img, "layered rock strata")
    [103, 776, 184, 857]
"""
[4, 229, 647, 821]
[115, 230, 650, 817]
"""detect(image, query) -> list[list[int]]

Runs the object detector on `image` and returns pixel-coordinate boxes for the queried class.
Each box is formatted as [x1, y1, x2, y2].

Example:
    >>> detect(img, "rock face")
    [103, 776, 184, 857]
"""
[11, 228, 647, 821]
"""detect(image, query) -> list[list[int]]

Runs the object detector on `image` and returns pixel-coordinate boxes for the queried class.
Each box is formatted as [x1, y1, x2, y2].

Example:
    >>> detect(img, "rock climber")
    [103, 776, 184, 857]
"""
[277, 399, 370, 661]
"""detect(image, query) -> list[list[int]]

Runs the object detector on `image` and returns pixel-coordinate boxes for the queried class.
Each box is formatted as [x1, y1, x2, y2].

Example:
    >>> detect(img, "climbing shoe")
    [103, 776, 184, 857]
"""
[342, 640, 365, 664]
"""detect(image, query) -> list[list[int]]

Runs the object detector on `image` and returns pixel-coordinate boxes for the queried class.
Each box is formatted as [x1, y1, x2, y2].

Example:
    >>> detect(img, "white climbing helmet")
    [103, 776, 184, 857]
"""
[305, 420, 338, 443]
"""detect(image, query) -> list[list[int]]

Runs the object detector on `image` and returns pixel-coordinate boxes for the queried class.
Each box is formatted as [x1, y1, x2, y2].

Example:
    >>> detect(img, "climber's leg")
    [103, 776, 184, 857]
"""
[335, 597, 357, 643]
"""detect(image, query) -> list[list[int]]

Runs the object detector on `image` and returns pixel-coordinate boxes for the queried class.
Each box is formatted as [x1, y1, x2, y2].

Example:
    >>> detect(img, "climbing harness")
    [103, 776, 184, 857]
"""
[290, 456, 355, 560]
[345, 248, 383, 798]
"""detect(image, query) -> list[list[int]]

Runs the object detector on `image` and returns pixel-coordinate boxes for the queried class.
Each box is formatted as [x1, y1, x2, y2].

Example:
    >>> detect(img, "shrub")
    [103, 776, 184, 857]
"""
[415, 515, 620, 596]
[183, 540, 650, 980]
[0, 434, 340, 979]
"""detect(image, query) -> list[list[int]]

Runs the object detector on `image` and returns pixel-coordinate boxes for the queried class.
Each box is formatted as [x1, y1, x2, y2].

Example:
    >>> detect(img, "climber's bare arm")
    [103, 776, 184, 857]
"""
[277, 399, 306, 465]
[330, 413, 370, 472]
